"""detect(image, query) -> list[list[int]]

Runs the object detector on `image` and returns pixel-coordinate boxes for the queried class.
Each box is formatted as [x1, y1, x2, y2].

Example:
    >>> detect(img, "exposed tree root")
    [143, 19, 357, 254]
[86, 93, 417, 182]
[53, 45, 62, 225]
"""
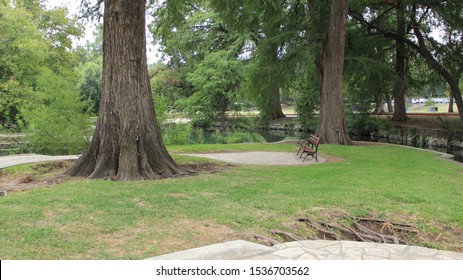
[271, 230, 304, 241]
[346, 215, 415, 228]
[296, 217, 340, 240]
[252, 215, 418, 248]
[295, 216, 415, 245]
[253, 234, 281, 246]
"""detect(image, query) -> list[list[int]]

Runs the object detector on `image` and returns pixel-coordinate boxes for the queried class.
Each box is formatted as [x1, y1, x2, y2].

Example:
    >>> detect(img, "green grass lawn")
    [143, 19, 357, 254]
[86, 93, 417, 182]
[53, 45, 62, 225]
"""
[1, 142, 462, 259]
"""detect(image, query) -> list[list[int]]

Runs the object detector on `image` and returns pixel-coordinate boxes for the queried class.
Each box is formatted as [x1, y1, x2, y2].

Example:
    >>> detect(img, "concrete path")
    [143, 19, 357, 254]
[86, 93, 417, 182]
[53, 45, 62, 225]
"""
[183, 152, 325, 165]
[0, 154, 79, 169]
[149, 239, 463, 260]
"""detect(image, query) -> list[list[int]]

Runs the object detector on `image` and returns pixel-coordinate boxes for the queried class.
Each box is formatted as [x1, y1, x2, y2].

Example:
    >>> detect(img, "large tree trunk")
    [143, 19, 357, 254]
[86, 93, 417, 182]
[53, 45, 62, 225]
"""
[268, 85, 285, 120]
[372, 96, 386, 114]
[391, 0, 408, 122]
[65, 0, 186, 180]
[261, 40, 285, 120]
[316, 0, 352, 145]
[449, 81, 463, 116]
[385, 93, 393, 112]
[448, 91, 454, 113]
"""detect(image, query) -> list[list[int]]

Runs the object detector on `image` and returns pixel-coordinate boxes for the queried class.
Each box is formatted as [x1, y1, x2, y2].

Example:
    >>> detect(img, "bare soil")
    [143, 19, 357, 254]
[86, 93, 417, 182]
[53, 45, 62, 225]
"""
[0, 160, 232, 193]
[0, 161, 74, 192]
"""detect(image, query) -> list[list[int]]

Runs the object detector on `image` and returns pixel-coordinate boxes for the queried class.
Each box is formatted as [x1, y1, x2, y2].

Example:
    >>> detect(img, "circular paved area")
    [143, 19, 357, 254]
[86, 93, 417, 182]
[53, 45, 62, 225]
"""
[184, 152, 325, 165]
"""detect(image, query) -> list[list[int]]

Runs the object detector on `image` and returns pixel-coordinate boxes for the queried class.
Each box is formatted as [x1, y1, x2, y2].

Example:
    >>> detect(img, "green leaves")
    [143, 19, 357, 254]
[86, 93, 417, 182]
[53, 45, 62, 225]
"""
[25, 68, 92, 155]
[181, 49, 244, 126]
[0, 1, 91, 153]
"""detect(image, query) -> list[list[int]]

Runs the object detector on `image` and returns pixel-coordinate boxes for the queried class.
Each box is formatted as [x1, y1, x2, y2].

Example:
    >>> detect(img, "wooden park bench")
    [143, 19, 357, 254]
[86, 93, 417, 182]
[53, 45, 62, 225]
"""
[296, 135, 320, 162]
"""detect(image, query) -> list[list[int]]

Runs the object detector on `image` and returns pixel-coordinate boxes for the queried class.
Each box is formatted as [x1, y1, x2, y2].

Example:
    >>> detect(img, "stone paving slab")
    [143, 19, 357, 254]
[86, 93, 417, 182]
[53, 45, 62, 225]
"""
[147, 240, 274, 260]
[183, 152, 325, 165]
[150, 239, 463, 260]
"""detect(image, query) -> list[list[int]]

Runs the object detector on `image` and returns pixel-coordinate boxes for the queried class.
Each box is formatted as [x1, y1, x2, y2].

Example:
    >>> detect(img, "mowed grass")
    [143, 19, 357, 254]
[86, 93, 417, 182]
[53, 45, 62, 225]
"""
[0, 143, 462, 259]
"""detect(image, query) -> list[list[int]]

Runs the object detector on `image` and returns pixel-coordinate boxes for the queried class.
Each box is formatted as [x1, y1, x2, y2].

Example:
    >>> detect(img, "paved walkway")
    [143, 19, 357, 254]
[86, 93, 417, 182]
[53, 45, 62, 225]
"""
[0, 154, 79, 169]
[183, 152, 325, 165]
[149, 239, 463, 260]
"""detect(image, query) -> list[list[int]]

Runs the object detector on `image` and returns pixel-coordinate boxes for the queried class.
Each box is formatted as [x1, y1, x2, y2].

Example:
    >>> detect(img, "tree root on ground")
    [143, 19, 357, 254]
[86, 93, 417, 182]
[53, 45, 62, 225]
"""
[252, 215, 417, 247]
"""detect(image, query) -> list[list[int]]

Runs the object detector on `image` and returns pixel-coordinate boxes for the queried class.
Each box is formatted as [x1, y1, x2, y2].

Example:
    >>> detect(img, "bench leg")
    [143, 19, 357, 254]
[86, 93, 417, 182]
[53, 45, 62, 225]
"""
[303, 154, 309, 162]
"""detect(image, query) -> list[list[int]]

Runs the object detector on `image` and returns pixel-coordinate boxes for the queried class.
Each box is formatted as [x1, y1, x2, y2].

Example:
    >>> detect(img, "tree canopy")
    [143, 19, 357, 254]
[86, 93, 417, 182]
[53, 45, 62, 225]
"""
[2, 0, 463, 164]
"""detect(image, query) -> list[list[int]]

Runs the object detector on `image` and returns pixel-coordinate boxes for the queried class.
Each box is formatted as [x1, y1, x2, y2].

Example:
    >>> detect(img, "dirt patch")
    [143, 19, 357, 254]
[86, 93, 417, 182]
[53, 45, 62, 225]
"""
[180, 162, 234, 174]
[0, 160, 74, 193]
[0, 160, 231, 193]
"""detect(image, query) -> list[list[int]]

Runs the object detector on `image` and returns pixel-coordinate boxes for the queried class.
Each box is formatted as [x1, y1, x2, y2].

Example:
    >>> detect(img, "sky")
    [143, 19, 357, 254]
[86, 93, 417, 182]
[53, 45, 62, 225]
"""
[45, 0, 163, 64]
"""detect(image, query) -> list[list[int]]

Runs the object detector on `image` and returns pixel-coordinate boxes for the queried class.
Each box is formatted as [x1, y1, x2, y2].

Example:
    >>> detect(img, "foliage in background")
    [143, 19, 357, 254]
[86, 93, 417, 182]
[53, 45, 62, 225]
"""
[151, 0, 248, 127]
[75, 26, 103, 114]
[25, 68, 92, 155]
[161, 123, 265, 146]
[209, 0, 310, 120]
[179, 49, 245, 127]
[0, 1, 92, 154]
[0, 2, 48, 130]
[346, 114, 384, 137]
[293, 64, 320, 132]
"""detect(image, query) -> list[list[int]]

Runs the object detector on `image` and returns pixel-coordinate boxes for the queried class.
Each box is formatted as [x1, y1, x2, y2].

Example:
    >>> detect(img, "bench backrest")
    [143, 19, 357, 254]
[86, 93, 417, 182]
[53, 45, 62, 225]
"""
[309, 135, 320, 147]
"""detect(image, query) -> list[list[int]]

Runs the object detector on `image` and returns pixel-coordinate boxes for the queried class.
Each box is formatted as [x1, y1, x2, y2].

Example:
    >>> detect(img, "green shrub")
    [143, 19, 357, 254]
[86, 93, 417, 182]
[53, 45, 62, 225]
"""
[162, 123, 192, 145]
[24, 69, 92, 155]
[347, 114, 383, 136]
[225, 130, 266, 144]
[161, 123, 268, 145]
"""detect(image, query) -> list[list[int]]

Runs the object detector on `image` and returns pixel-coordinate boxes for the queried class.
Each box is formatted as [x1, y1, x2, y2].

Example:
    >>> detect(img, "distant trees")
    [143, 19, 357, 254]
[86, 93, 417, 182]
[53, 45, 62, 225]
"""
[350, 0, 463, 120]
[2, 0, 463, 160]
[0, 0, 91, 154]
[151, 0, 246, 126]
[75, 26, 103, 114]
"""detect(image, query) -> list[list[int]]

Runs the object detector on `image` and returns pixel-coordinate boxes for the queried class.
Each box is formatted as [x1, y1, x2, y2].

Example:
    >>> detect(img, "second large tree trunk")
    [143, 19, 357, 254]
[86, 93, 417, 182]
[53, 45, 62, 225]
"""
[316, 0, 352, 145]
[65, 0, 186, 180]
[392, 0, 408, 122]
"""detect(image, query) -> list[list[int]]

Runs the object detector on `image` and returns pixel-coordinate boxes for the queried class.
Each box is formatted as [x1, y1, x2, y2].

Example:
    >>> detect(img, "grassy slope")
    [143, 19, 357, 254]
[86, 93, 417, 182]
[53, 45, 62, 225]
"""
[0, 143, 462, 259]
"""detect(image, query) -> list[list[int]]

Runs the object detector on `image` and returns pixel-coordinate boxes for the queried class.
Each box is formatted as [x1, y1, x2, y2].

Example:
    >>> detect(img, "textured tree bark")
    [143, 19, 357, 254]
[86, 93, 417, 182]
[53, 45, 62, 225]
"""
[385, 94, 393, 113]
[65, 0, 186, 180]
[449, 82, 463, 118]
[261, 40, 286, 120]
[391, 0, 408, 122]
[268, 84, 286, 120]
[448, 93, 454, 113]
[316, 0, 352, 145]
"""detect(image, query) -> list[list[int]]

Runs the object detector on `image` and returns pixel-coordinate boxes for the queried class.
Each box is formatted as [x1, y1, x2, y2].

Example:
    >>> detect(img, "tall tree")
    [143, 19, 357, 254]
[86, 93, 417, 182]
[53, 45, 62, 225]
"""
[392, 0, 408, 121]
[66, 0, 186, 180]
[351, 0, 463, 119]
[209, 0, 298, 120]
[315, 0, 352, 144]
[0, 0, 83, 130]
[151, 0, 246, 126]
[408, 2, 463, 119]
